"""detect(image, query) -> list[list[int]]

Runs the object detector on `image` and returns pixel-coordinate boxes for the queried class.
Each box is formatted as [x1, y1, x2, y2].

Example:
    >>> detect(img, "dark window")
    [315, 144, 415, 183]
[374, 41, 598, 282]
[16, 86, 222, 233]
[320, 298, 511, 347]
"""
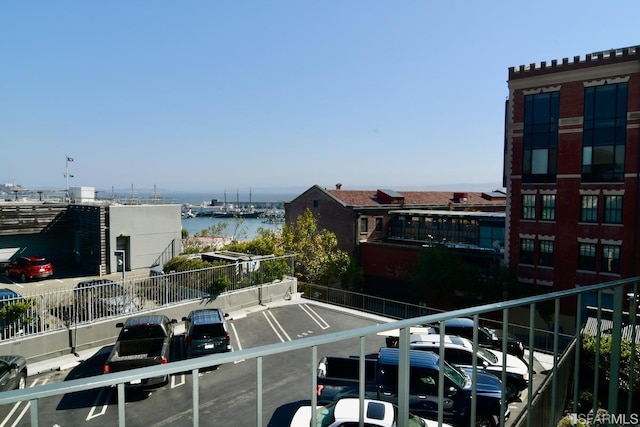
[580, 195, 599, 223]
[601, 244, 621, 274]
[541, 194, 556, 221]
[520, 238, 535, 265]
[578, 243, 596, 271]
[582, 83, 628, 182]
[375, 218, 382, 232]
[313, 200, 318, 207]
[523, 92, 559, 183]
[538, 240, 554, 267]
[522, 194, 536, 220]
[191, 324, 225, 340]
[360, 218, 368, 233]
[603, 195, 623, 224]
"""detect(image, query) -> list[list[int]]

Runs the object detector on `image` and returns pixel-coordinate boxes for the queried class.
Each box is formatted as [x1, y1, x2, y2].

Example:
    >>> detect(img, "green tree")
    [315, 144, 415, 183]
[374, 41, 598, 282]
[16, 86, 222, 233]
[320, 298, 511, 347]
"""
[407, 246, 480, 310]
[582, 332, 640, 394]
[0, 298, 37, 338]
[281, 209, 352, 286]
[224, 227, 284, 256]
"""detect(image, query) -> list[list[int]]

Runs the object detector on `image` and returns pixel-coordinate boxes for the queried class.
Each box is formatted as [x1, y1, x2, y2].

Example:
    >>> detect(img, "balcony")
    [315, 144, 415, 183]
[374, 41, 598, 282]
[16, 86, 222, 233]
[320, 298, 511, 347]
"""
[0, 275, 637, 426]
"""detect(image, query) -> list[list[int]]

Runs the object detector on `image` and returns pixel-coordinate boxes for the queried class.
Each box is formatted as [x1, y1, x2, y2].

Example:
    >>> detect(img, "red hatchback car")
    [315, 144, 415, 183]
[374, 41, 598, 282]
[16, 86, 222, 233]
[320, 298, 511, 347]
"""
[3, 256, 54, 282]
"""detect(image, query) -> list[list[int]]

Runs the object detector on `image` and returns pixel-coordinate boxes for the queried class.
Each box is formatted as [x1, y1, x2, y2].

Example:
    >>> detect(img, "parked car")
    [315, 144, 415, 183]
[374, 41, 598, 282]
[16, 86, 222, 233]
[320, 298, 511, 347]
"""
[0, 355, 27, 391]
[74, 279, 142, 320]
[104, 314, 177, 389]
[182, 309, 231, 358]
[429, 317, 526, 359]
[317, 348, 509, 426]
[0, 288, 39, 338]
[408, 333, 530, 400]
[290, 397, 452, 427]
[3, 256, 53, 282]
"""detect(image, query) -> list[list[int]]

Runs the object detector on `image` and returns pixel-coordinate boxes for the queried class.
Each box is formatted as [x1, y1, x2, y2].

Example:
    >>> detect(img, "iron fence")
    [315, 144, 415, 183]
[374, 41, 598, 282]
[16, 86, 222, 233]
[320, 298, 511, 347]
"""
[0, 274, 637, 426]
[0, 254, 295, 341]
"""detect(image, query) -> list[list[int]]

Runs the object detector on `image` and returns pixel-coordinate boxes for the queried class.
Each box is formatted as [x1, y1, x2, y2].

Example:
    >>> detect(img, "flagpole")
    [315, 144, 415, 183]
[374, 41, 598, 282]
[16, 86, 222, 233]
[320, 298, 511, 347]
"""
[65, 155, 69, 201]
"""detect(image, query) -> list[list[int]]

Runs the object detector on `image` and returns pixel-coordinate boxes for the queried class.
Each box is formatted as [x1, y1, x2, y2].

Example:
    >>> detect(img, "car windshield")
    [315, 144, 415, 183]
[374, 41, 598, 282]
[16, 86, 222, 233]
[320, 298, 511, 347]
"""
[313, 403, 336, 426]
[442, 360, 468, 388]
[481, 326, 498, 340]
[477, 346, 499, 364]
[31, 260, 49, 266]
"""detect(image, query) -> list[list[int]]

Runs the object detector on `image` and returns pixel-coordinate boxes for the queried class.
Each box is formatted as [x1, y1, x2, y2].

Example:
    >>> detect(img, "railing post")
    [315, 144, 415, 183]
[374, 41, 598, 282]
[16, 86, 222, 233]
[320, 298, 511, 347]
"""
[310, 349, 317, 427]
[608, 285, 624, 415]
[526, 303, 535, 427]
[192, 368, 199, 427]
[573, 293, 582, 414]
[549, 297, 560, 426]
[398, 326, 410, 426]
[359, 337, 366, 427]
[471, 314, 479, 427]
[628, 283, 638, 417]
[593, 290, 602, 411]
[257, 356, 263, 427]
[500, 309, 508, 427]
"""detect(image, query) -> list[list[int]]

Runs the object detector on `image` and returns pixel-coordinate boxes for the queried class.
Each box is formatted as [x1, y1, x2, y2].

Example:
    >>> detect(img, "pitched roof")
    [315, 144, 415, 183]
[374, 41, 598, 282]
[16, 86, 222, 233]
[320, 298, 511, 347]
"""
[324, 188, 506, 208]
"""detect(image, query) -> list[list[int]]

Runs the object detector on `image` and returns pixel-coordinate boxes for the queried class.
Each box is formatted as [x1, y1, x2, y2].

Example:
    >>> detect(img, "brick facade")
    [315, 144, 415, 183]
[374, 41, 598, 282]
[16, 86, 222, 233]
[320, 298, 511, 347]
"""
[506, 46, 640, 296]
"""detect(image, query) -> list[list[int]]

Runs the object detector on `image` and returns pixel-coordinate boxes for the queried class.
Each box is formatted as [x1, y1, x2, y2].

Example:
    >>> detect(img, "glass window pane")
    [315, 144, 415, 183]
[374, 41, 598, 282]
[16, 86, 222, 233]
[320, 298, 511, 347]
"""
[531, 149, 549, 174]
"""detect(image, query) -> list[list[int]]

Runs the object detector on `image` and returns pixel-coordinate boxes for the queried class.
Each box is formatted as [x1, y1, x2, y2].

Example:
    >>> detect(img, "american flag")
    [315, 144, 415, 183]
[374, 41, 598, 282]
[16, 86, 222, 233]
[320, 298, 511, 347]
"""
[67, 156, 75, 162]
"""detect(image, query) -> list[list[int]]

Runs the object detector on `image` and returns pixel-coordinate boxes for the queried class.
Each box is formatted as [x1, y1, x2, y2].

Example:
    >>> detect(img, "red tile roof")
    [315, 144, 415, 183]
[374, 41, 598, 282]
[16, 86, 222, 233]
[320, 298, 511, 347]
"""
[324, 189, 505, 207]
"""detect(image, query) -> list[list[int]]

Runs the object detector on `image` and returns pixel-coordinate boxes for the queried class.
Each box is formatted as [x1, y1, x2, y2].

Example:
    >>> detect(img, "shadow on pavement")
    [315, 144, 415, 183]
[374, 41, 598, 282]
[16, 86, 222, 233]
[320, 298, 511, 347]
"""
[267, 400, 309, 427]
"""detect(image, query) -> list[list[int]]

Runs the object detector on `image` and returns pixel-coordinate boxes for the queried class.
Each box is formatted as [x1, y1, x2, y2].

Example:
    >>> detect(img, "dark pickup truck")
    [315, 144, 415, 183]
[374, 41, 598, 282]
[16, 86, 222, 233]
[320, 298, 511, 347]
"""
[317, 347, 509, 427]
[103, 314, 177, 389]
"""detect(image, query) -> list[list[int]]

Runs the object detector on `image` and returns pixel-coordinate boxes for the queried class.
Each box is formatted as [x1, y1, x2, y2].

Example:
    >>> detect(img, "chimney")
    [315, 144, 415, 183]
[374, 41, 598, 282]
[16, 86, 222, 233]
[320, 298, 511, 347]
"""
[453, 192, 468, 203]
[336, 183, 342, 190]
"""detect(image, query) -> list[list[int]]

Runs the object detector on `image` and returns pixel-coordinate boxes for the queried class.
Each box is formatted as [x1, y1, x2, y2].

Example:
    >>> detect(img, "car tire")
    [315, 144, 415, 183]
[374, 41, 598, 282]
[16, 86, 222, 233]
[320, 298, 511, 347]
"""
[506, 380, 519, 401]
[475, 414, 497, 427]
[19, 272, 26, 282]
[16, 372, 26, 390]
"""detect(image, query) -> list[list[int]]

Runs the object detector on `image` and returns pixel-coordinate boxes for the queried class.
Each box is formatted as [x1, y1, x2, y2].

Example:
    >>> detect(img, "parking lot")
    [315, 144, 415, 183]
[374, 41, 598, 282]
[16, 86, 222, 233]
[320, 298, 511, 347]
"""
[0, 298, 550, 426]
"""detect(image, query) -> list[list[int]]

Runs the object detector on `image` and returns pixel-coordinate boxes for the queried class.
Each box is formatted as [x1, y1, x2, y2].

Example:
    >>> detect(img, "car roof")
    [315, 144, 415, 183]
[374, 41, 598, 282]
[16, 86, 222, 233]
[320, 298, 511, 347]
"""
[379, 347, 440, 369]
[188, 309, 224, 324]
[123, 315, 169, 327]
[443, 317, 476, 327]
[0, 288, 20, 299]
[410, 333, 470, 348]
[333, 398, 394, 426]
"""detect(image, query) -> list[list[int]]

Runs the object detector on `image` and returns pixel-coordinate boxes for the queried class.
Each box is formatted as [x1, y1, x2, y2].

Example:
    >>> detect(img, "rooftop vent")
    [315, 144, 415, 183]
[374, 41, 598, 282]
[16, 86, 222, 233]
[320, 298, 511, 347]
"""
[453, 192, 468, 203]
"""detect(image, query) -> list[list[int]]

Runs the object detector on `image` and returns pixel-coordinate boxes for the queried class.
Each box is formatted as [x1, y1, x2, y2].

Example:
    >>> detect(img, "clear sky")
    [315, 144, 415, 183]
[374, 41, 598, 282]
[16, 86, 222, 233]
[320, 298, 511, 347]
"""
[1, 1, 638, 195]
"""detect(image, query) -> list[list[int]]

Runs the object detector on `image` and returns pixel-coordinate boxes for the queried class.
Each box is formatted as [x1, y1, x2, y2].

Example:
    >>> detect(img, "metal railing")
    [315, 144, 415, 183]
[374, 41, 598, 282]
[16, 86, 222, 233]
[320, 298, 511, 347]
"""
[0, 254, 295, 340]
[0, 276, 638, 427]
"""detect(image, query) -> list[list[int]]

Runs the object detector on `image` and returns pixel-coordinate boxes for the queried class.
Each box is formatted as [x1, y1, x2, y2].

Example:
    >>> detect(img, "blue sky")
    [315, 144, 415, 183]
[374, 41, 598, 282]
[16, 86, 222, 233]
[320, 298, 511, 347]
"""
[1, 1, 638, 195]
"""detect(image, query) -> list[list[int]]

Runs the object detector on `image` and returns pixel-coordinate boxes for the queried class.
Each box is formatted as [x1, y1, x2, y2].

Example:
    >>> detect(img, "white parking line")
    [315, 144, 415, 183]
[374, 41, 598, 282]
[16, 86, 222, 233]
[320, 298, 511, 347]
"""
[230, 322, 245, 363]
[86, 387, 109, 420]
[171, 373, 186, 388]
[299, 304, 330, 330]
[262, 311, 291, 342]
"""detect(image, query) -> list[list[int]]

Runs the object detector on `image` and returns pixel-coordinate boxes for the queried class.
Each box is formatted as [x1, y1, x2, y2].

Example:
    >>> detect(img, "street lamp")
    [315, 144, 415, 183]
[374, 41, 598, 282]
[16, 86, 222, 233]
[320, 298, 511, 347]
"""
[114, 250, 125, 282]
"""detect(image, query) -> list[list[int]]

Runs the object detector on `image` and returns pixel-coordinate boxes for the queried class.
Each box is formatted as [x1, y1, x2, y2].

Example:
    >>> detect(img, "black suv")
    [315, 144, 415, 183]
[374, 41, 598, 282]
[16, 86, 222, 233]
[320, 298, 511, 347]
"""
[182, 309, 231, 358]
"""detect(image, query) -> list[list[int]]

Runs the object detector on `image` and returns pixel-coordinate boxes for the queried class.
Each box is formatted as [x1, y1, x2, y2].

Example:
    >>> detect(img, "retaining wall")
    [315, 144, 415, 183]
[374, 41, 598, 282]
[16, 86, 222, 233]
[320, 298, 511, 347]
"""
[0, 278, 297, 364]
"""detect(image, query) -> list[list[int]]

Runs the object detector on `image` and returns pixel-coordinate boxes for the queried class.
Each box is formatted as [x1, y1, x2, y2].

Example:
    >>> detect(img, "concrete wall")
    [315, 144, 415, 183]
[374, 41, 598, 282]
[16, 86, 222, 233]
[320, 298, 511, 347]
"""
[0, 278, 297, 364]
[108, 204, 182, 271]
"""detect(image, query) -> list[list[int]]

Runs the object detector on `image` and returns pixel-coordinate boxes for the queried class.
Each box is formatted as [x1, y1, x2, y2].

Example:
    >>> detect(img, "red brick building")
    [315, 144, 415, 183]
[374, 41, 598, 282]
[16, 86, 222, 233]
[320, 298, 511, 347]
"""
[505, 45, 640, 298]
[285, 185, 506, 297]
